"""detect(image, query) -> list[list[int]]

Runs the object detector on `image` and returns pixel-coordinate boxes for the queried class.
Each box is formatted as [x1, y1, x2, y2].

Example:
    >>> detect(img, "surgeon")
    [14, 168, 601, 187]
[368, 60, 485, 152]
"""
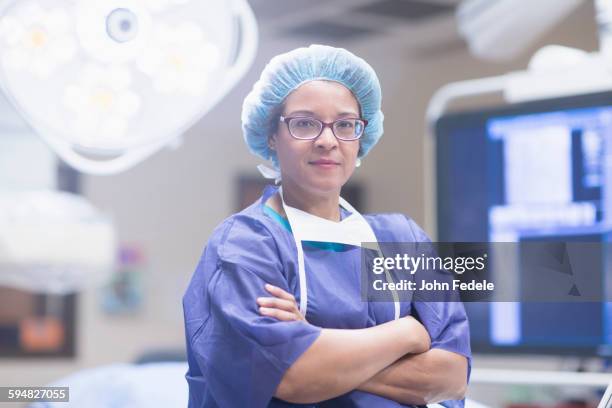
[183, 44, 471, 408]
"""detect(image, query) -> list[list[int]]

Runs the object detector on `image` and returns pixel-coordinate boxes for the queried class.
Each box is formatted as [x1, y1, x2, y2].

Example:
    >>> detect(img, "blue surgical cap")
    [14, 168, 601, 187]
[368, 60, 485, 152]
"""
[241, 44, 384, 168]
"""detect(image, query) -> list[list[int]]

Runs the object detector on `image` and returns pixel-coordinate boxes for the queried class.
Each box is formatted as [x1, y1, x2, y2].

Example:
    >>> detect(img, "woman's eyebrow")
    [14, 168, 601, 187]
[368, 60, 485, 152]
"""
[337, 111, 359, 117]
[286, 110, 315, 116]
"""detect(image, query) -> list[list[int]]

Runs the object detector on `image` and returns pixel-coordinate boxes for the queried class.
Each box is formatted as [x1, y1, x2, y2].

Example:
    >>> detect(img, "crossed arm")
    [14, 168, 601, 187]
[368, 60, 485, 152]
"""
[257, 284, 468, 405]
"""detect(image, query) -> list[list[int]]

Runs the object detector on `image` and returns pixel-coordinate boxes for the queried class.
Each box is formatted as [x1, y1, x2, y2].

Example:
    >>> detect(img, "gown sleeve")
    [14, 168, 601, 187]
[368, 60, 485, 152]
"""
[403, 216, 472, 408]
[184, 214, 321, 408]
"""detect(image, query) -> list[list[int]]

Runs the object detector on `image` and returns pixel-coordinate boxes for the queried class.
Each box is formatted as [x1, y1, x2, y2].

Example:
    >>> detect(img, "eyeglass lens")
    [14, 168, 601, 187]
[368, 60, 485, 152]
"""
[288, 118, 364, 140]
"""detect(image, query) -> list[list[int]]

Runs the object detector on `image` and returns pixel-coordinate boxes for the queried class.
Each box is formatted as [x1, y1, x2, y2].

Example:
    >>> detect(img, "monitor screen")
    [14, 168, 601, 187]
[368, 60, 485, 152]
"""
[435, 91, 612, 356]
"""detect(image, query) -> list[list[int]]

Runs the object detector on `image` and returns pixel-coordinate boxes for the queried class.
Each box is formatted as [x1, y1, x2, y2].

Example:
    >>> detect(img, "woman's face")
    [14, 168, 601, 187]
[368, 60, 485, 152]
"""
[270, 80, 361, 196]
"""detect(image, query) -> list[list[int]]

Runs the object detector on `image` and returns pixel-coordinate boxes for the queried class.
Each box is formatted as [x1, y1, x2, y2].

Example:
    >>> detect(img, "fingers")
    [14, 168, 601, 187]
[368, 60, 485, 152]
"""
[264, 284, 296, 303]
[258, 307, 300, 322]
[258, 284, 303, 321]
[256, 296, 296, 312]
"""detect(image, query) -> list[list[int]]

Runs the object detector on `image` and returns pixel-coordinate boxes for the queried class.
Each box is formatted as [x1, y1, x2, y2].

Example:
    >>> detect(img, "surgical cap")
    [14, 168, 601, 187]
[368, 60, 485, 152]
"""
[241, 44, 384, 167]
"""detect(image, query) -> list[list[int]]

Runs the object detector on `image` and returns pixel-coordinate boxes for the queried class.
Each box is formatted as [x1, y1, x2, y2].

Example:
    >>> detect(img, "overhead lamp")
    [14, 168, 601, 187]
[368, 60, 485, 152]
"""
[0, 96, 116, 294]
[0, 0, 258, 175]
[429, 0, 612, 121]
[0, 190, 116, 294]
[456, 0, 585, 62]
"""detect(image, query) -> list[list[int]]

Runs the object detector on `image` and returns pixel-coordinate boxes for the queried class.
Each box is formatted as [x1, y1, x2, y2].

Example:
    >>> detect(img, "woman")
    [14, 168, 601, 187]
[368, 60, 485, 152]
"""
[183, 44, 471, 408]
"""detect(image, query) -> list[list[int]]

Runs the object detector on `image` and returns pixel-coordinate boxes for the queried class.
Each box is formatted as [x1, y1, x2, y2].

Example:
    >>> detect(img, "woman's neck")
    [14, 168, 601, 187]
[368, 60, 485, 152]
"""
[279, 180, 341, 222]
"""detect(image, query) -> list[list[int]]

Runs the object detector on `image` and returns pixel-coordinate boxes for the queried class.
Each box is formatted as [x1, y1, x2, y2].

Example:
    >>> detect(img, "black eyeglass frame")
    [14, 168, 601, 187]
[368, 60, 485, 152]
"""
[279, 115, 368, 141]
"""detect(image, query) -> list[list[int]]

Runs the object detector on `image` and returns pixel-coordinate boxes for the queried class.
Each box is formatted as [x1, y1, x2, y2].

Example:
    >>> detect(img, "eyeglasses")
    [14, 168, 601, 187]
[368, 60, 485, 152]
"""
[279, 116, 368, 141]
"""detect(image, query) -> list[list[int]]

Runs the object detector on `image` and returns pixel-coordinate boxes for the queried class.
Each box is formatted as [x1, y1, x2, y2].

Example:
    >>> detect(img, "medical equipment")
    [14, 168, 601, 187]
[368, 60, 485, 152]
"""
[457, 0, 585, 62]
[28, 362, 190, 408]
[0, 94, 116, 294]
[434, 90, 612, 357]
[0, 0, 257, 175]
[599, 381, 612, 408]
[428, 0, 612, 357]
[0, 190, 116, 294]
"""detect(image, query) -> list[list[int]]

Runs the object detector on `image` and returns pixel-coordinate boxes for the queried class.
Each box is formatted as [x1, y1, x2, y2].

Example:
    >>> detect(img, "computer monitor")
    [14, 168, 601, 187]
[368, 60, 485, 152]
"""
[435, 91, 612, 356]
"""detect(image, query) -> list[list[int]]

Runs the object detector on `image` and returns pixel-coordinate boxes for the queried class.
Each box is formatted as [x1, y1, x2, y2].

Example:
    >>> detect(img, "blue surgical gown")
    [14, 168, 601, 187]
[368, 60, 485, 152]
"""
[183, 185, 471, 407]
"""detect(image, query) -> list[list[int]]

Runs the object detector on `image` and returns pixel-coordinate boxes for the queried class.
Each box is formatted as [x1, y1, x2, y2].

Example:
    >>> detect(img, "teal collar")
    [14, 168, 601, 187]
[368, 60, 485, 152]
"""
[263, 205, 348, 252]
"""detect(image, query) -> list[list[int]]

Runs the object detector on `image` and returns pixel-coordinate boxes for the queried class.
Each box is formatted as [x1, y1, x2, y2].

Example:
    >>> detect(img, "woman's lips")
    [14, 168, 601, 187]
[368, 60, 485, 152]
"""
[309, 159, 340, 168]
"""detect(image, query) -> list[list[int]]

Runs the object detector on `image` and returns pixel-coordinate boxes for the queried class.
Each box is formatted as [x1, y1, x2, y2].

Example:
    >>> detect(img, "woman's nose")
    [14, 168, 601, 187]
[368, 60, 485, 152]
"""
[314, 126, 338, 149]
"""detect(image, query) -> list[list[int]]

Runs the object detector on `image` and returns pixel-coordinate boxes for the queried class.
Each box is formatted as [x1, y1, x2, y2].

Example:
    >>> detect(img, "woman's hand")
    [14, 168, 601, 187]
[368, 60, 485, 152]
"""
[257, 284, 306, 322]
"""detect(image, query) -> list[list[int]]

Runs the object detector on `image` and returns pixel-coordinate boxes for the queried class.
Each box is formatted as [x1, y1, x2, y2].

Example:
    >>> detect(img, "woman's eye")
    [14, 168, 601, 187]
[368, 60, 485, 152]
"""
[295, 119, 316, 128]
[337, 120, 354, 128]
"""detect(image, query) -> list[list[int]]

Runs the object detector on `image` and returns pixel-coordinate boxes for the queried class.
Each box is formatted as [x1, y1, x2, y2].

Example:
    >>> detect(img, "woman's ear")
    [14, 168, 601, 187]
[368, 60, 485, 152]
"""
[268, 134, 277, 151]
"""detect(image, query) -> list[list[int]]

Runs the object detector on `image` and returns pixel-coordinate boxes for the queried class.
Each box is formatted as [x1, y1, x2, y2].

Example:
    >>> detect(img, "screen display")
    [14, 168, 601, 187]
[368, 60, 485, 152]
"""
[435, 91, 612, 356]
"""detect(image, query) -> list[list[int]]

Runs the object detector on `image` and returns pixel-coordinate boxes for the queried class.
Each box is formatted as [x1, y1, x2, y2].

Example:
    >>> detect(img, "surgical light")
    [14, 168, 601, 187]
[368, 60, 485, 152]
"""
[457, 0, 585, 62]
[105, 8, 139, 43]
[0, 190, 116, 294]
[0, 94, 117, 294]
[0, 0, 257, 175]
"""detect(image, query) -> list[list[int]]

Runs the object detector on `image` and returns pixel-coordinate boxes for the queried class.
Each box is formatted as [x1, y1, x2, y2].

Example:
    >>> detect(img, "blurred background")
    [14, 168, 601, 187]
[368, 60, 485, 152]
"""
[0, 0, 610, 407]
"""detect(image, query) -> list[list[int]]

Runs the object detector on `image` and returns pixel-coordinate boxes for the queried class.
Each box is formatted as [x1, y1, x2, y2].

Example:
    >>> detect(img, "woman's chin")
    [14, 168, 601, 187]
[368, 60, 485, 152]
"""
[303, 179, 345, 195]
